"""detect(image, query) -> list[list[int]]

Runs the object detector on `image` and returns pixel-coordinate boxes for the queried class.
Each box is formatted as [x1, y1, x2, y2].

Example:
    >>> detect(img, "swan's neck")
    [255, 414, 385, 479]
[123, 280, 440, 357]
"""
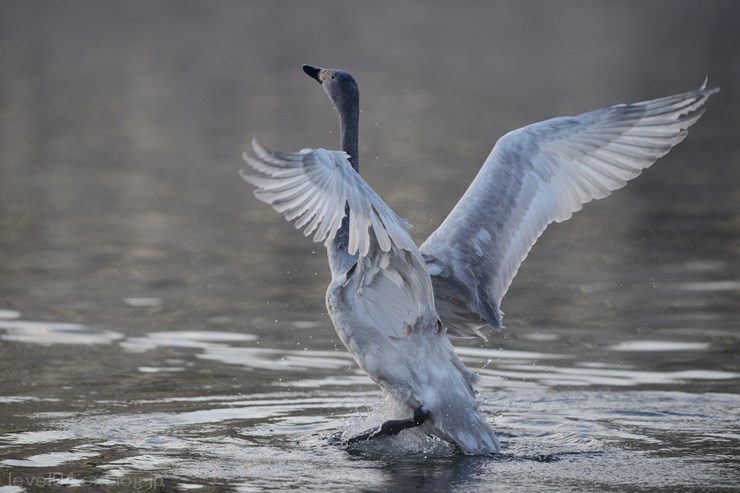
[339, 104, 359, 171]
[328, 101, 360, 276]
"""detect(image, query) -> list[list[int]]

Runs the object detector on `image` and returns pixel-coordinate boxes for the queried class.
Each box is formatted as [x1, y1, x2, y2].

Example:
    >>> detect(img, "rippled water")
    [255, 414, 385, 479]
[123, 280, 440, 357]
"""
[1, 1, 739, 492]
[1, 313, 739, 491]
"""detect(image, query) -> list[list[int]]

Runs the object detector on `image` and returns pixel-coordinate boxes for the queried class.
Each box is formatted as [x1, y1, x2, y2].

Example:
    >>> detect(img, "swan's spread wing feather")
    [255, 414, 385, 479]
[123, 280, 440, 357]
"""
[420, 84, 718, 338]
[241, 139, 416, 257]
[244, 139, 441, 339]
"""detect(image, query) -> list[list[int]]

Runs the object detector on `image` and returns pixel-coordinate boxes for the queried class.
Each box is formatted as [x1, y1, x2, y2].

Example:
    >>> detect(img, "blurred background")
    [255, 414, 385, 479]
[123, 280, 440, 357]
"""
[0, 0, 737, 336]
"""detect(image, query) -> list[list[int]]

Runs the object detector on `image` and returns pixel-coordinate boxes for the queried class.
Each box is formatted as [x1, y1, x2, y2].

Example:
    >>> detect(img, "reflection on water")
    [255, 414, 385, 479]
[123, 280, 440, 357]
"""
[2, 452, 98, 469]
[0, 0, 738, 491]
[1, 380, 738, 491]
[1, 311, 738, 490]
[121, 330, 258, 352]
[609, 340, 710, 351]
[0, 319, 124, 345]
[5, 316, 733, 388]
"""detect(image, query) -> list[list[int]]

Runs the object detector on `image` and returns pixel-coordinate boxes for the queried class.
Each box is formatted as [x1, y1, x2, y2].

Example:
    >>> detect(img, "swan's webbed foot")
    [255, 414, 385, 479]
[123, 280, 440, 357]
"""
[346, 406, 429, 444]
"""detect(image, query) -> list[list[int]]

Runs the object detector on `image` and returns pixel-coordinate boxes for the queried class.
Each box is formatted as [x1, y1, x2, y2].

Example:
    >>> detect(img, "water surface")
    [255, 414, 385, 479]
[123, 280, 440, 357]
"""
[1, 1, 738, 491]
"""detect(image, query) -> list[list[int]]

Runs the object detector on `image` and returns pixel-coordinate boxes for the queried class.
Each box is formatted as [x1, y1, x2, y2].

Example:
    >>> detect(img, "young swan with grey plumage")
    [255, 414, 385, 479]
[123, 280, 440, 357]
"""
[241, 64, 717, 454]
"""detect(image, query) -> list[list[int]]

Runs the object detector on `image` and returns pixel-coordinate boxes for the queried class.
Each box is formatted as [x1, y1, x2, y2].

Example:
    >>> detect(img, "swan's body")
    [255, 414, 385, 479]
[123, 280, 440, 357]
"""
[241, 65, 717, 454]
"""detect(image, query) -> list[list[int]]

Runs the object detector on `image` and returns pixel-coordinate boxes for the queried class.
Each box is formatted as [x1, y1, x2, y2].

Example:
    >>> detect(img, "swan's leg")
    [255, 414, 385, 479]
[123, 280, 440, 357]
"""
[346, 406, 429, 444]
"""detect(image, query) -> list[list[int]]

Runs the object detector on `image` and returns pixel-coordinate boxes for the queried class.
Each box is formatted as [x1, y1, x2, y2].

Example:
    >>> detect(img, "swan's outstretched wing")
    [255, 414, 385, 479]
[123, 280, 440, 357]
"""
[243, 139, 440, 338]
[420, 84, 718, 339]
[241, 139, 417, 257]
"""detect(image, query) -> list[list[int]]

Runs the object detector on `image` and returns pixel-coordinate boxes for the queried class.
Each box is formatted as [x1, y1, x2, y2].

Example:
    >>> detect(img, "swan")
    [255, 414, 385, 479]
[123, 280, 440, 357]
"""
[240, 64, 717, 454]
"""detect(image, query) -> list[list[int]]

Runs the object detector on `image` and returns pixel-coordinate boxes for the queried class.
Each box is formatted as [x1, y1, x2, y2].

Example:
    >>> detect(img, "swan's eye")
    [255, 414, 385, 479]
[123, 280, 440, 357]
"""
[331, 74, 335, 80]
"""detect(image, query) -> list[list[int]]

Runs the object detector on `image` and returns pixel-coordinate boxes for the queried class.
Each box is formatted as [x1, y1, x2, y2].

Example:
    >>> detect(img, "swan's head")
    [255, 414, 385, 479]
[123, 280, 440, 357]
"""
[302, 64, 359, 114]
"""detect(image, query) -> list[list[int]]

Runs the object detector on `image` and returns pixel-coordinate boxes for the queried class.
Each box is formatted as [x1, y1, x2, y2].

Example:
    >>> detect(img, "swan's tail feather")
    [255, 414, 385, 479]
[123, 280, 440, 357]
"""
[429, 405, 500, 455]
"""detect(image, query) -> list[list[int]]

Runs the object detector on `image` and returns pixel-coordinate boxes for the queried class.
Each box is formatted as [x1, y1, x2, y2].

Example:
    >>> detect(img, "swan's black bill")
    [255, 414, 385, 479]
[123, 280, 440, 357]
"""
[302, 64, 322, 83]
